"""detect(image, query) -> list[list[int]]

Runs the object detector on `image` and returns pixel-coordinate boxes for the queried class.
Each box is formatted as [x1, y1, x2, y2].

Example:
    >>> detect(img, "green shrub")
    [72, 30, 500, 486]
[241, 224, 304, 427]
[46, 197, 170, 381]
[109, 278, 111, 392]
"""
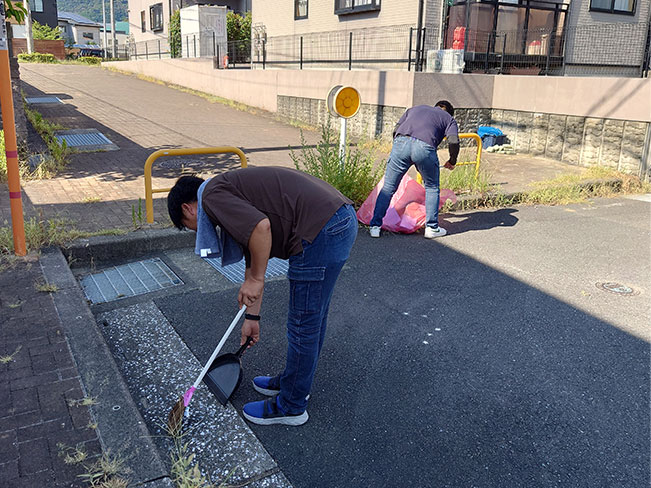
[77, 56, 102, 65]
[291, 123, 385, 207]
[17, 52, 57, 63]
[169, 10, 181, 58]
[32, 20, 62, 40]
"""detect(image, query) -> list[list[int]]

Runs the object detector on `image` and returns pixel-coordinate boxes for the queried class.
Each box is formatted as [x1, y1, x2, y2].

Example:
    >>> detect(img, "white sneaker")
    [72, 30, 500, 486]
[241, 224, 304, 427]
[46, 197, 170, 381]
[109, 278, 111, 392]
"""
[424, 226, 447, 239]
[369, 226, 381, 238]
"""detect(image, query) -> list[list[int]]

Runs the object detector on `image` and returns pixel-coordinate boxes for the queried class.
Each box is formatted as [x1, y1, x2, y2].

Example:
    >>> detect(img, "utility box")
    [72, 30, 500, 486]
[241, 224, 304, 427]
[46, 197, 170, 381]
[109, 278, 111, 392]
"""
[180, 5, 227, 62]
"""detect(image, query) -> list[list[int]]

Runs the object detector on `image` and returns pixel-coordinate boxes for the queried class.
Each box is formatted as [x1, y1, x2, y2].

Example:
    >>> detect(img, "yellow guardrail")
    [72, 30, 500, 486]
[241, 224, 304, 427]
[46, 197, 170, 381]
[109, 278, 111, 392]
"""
[144, 146, 248, 224]
[417, 132, 482, 184]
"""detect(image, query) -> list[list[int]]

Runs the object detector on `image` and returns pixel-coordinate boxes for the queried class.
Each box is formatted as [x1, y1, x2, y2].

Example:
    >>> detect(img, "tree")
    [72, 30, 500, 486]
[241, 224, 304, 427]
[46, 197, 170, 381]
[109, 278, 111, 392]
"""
[31, 20, 62, 40]
[3, 0, 27, 22]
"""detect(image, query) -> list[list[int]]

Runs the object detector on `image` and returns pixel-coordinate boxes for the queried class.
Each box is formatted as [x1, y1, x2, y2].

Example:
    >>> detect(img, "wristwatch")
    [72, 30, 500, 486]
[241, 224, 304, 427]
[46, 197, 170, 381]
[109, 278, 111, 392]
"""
[245, 313, 261, 321]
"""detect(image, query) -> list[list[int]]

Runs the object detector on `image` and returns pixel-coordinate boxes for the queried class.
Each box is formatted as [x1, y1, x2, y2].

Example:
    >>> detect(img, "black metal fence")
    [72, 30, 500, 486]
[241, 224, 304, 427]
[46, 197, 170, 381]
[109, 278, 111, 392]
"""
[129, 38, 171, 60]
[128, 21, 650, 77]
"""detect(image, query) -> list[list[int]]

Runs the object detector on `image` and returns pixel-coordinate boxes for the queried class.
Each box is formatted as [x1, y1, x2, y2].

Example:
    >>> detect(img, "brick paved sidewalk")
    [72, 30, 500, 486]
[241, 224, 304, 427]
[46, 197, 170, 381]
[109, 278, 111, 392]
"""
[0, 255, 101, 488]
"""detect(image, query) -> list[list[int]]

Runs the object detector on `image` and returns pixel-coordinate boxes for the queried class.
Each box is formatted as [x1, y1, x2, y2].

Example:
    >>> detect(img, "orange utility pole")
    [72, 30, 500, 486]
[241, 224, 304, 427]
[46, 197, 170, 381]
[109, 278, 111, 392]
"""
[0, 2, 26, 256]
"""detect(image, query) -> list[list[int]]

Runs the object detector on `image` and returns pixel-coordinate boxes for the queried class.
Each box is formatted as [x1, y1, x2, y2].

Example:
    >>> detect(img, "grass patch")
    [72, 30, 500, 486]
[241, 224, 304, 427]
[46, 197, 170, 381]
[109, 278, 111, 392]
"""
[18, 52, 57, 63]
[441, 164, 493, 194]
[0, 345, 23, 364]
[291, 123, 385, 207]
[0, 217, 127, 256]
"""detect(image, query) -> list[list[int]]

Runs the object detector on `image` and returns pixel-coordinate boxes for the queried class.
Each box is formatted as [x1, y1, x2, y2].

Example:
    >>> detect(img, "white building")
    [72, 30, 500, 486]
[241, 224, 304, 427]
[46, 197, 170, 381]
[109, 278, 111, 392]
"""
[58, 11, 102, 46]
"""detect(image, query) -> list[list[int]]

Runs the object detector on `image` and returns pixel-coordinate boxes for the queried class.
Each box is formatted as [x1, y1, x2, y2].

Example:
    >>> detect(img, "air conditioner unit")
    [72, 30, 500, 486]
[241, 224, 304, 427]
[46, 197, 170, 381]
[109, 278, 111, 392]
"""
[426, 49, 465, 73]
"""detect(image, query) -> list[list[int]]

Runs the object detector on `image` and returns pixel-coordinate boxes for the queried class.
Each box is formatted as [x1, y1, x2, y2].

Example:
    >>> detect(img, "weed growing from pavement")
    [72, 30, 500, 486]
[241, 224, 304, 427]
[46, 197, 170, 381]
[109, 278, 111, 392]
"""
[163, 416, 238, 488]
[35, 281, 59, 293]
[78, 449, 131, 488]
[291, 123, 385, 207]
[23, 103, 72, 176]
[81, 196, 102, 204]
[0, 217, 127, 256]
[7, 299, 24, 308]
[131, 198, 144, 230]
[0, 345, 23, 364]
[58, 443, 89, 465]
[68, 396, 99, 408]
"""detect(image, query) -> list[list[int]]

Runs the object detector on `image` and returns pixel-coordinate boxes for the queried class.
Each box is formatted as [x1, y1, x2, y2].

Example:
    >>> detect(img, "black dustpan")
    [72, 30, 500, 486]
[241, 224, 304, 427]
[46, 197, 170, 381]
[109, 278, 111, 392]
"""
[203, 336, 252, 405]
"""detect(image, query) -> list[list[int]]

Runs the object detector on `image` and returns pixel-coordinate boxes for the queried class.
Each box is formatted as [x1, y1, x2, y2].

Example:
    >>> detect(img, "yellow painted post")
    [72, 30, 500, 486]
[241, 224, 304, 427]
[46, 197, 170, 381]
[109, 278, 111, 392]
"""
[416, 133, 482, 185]
[144, 146, 248, 224]
[0, 4, 26, 256]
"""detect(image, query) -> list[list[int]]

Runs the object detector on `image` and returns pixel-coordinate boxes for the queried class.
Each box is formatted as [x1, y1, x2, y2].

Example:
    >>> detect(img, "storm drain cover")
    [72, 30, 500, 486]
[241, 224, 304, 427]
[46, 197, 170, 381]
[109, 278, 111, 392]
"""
[54, 129, 119, 151]
[204, 257, 288, 284]
[25, 96, 62, 104]
[80, 258, 183, 304]
[595, 282, 639, 296]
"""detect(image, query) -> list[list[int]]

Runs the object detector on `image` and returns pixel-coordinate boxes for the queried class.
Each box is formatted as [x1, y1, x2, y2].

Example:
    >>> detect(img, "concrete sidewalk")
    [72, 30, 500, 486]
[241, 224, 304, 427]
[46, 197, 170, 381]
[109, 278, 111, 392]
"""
[2, 63, 587, 233]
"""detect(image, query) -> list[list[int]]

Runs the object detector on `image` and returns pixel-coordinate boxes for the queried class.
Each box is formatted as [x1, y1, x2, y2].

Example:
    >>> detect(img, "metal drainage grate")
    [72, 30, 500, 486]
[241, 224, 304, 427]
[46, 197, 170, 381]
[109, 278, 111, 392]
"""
[54, 129, 119, 151]
[80, 258, 183, 304]
[25, 96, 62, 104]
[204, 257, 288, 284]
[595, 282, 640, 296]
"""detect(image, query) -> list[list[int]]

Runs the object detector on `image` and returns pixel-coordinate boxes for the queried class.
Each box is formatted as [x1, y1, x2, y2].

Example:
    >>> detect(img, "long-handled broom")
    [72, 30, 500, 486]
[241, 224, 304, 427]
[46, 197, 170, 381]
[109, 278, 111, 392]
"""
[168, 305, 247, 435]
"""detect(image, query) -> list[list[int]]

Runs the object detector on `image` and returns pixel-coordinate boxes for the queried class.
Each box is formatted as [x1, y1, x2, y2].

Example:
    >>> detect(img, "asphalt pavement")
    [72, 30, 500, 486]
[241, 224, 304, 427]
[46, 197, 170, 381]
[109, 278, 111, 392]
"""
[149, 196, 650, 488]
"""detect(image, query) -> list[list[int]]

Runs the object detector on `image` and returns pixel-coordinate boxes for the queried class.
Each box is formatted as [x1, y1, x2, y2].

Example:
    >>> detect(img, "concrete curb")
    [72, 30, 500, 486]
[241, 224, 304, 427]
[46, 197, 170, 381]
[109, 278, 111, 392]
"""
[447, 177, 623, 211]
[39, 247, 174, 487]
[64, 228, 195, 267]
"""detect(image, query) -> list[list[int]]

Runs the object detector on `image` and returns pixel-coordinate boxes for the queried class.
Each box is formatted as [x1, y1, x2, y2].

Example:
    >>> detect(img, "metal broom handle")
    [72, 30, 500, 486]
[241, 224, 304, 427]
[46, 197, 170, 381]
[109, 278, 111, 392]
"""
[192, 305, 247, 388]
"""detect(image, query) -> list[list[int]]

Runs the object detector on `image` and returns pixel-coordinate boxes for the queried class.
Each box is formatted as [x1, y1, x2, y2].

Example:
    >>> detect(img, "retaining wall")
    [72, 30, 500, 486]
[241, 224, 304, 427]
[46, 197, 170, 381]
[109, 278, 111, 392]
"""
[103, 59, 650, 176]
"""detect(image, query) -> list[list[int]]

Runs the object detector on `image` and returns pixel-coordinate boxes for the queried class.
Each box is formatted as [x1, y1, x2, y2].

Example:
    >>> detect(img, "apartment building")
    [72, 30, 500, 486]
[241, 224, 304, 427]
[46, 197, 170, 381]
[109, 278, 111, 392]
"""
[253, 0, 651, 76]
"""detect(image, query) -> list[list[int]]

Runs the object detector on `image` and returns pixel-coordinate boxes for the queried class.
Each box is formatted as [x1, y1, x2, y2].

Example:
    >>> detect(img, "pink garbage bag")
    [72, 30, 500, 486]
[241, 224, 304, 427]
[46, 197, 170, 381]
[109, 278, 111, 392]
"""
[356, 175, 457, 234]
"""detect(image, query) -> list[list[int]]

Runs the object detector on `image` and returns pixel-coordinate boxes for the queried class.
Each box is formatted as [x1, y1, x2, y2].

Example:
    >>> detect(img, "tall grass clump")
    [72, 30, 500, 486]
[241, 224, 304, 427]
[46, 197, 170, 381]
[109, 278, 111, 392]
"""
[290, 123, 385, 207]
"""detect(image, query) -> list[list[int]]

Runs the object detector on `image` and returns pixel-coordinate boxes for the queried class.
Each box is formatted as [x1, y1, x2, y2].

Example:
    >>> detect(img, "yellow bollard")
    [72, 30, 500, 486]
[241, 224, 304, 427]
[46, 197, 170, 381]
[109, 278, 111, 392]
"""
[144, 146, 248, 224]
[417, 133, 483, 185]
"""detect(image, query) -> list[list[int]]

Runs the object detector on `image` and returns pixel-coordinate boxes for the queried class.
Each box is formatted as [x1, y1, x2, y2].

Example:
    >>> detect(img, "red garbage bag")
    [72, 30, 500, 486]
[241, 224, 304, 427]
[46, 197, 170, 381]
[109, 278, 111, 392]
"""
[356, 175, 457, 234]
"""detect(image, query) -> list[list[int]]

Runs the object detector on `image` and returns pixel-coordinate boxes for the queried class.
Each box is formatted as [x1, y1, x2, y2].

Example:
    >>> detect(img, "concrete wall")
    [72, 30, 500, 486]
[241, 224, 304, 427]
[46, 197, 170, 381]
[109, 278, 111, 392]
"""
[492, 76, 651, 123]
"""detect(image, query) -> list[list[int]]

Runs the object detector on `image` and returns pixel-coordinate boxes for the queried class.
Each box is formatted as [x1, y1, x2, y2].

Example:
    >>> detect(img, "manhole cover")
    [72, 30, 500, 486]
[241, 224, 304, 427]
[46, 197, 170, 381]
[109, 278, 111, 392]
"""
[25, 96, 62, 104]
[54, 129, 119, 151]
[204, 257, 288, 284]
[595, 282, 639, 296]
[80, 258, 183, 304]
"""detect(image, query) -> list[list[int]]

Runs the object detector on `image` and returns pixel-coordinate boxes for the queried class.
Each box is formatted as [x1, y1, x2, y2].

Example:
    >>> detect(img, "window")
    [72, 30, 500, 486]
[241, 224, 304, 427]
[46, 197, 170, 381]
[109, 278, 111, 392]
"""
[590, 0, 635, 15]
[83, 32, 94, 40]
[141, 11, 146, 32]
[150, 3, 164, 32]
[335, 0, 381, 15]
[295, 0, 308, 19]
[30, 0, 43, 12]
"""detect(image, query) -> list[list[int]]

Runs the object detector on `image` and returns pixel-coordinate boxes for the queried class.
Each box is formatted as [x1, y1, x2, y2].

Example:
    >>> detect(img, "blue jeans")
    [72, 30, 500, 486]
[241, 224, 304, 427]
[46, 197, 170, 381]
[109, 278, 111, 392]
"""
[370, 135, 441, 229]
[278, 204, 358, 414]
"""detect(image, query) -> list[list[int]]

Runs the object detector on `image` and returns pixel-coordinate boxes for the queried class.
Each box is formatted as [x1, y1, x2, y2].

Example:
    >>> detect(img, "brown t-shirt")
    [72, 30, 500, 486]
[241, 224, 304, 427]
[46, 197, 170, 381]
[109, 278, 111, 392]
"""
[201, 167, 352, 260]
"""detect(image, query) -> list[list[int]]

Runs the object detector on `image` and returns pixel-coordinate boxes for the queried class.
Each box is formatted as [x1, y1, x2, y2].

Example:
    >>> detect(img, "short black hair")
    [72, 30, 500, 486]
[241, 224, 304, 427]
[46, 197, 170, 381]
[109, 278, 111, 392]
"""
[435, 100, 455, 118]
[167, 175, 205, 230]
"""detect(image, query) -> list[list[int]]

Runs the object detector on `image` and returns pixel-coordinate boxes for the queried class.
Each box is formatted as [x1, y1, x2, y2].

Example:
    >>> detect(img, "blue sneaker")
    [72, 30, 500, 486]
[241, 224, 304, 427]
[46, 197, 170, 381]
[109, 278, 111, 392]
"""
[252, 375, 280, 396]
[252, 376, 311, 400]
[242, 396, 309, 426]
